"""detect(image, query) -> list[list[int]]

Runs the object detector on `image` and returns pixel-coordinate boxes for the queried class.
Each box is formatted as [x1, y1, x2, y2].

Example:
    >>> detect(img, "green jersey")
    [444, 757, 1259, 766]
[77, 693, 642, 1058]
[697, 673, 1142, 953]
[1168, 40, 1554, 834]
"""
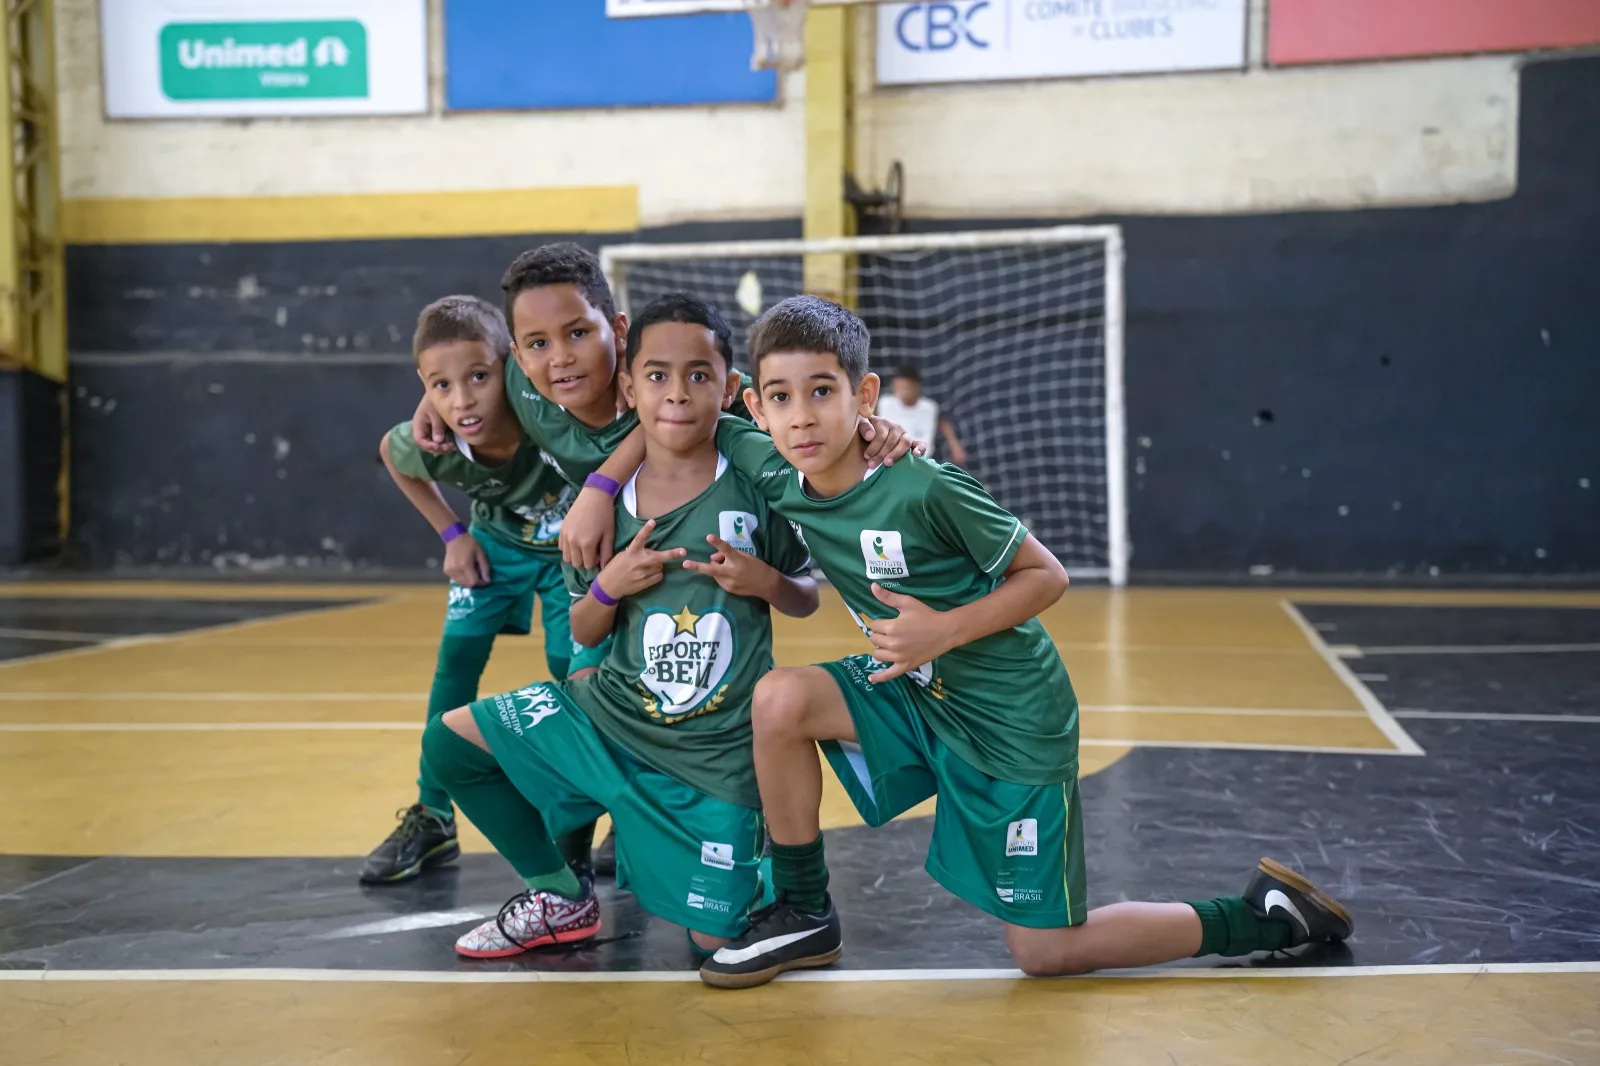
[563, 454, 812, 808]
[504, 359, 639, 488]
[717, 420, 1078, 786]
[385, 423, 572, 556]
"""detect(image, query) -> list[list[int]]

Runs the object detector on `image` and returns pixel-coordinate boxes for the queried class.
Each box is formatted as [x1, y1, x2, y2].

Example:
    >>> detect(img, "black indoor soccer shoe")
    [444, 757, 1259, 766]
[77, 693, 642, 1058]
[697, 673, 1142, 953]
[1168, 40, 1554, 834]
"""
[359, 804, 460, 885]
[1245, 858, 1354, 947]
[698, 894, 843, 989]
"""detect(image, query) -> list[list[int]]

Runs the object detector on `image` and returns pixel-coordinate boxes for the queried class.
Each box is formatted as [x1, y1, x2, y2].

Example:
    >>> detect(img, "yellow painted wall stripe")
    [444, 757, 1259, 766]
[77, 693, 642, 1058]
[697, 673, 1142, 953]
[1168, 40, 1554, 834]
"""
[61, 186, 639, 245]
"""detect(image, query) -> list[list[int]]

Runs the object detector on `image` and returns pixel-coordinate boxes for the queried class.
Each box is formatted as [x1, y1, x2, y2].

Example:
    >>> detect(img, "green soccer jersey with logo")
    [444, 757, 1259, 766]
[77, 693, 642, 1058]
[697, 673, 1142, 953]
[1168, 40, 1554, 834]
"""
[562, 455, 812, 809]
[717, 419, 1079, 786]
[385, 422, 572, 555]
[504, 360, 640, 488]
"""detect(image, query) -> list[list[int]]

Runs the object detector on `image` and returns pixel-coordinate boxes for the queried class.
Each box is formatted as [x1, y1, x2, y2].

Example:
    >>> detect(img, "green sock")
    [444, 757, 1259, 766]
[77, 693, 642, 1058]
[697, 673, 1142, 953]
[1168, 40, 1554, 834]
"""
[1189, 897, 1292, 957]
[417, 633, 496, 811]
[419, 715, 567, 882]
[555, 821, 597, 870]
[522, 865, 583, 900]
[420, 804, 453, 822]
[770, 834, 829, 914]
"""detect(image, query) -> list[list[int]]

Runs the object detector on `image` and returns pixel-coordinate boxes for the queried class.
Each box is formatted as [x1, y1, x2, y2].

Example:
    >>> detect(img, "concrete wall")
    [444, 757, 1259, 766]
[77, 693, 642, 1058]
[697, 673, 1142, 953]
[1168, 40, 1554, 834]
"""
[51, 1, 1599, 577]
[57, 0, 805, 227]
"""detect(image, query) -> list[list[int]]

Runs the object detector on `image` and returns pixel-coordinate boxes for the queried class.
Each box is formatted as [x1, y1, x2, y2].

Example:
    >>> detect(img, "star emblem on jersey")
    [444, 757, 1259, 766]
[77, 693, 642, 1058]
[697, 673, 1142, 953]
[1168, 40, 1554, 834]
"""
[640, 607, 735, 717]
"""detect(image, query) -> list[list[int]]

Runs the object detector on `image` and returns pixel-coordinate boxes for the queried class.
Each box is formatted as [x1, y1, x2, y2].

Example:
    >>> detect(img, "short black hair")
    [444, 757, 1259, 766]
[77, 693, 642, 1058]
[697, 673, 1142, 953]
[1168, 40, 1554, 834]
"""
[500, 242, 616, 328]
[412, 295, 510, 362]
[893, 364, 921, 383]
[624, 292, 734, 370]
[747, 295, 870, 389]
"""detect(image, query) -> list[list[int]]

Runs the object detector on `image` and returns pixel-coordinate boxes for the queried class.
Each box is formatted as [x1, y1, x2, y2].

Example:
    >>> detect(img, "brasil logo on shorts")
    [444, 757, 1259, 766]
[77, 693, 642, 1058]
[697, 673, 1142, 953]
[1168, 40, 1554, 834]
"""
[638, 605, 735, 719]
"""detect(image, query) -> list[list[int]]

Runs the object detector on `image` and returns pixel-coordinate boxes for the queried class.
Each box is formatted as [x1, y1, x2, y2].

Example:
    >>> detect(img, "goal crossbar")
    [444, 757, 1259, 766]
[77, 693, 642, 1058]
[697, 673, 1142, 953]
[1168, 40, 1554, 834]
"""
[601, 225, 1128, 586]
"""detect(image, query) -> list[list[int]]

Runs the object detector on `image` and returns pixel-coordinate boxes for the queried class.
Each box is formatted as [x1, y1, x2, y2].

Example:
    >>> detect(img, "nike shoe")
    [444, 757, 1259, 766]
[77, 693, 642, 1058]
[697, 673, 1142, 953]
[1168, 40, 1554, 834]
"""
[454, 879, 601, 959]
[359, 804, 460, 885]
[594, 831, 617, 878]
[1245, 858, 1354, 947]
[698, 894, 842, 989]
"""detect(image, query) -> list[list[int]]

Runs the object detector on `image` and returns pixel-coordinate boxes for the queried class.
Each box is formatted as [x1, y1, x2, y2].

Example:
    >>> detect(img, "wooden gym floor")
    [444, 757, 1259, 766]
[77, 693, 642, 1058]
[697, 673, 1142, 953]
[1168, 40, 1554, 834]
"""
[2, 582, 1598, 1065]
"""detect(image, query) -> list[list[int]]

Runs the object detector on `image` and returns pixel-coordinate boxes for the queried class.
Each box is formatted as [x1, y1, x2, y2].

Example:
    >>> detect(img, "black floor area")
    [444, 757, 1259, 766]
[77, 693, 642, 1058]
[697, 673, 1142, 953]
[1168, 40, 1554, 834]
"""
[0, 596, 369, 662]
[2, 600, 1596, 973]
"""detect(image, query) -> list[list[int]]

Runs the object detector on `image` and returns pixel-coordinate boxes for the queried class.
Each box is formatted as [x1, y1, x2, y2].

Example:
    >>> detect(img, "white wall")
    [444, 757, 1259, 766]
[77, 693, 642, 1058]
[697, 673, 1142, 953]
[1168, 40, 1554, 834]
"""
[60, 0, 1523, 226]
[56, 0, 807, 227]
[855, 0, 1521, 219]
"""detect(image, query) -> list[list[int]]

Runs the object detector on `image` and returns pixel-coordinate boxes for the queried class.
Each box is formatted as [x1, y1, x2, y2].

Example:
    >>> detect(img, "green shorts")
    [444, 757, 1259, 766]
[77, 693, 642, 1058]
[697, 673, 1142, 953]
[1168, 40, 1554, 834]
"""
[818, 655, 1087, 930]
[469, 681, 767, 938]
[442, 528, 568, 641]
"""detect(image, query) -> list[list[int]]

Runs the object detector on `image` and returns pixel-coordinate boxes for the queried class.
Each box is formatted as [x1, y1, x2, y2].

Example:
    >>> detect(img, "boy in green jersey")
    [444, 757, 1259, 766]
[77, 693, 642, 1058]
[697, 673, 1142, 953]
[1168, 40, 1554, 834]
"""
[408, 244, 920, 875]
[364, 295, 607, 885]
[698, 296, 1354, 988]
[420, 293, 821, 958]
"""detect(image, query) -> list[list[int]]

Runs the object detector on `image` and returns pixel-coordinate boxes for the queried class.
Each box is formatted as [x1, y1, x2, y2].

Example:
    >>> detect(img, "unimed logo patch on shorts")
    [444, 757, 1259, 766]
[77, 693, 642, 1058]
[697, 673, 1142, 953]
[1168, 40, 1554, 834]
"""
[1006, 818, 1039, 857]
[700, 841, 735, 870]
[860, 530, 909, 580]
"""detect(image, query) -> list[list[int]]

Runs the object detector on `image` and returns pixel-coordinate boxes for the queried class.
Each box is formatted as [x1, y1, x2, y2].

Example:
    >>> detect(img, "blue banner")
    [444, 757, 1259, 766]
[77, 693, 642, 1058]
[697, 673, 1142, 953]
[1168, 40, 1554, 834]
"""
[445, 1, 776, 110]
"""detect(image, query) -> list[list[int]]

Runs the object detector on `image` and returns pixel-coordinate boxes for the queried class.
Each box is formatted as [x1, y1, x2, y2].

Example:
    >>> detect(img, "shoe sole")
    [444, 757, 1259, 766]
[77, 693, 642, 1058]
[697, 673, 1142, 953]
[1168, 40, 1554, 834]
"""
[698, 945, 844, 990]
[358, 839, 461, 886]
[1258, 857, 1355, 934]
[455, 919, 602, 960]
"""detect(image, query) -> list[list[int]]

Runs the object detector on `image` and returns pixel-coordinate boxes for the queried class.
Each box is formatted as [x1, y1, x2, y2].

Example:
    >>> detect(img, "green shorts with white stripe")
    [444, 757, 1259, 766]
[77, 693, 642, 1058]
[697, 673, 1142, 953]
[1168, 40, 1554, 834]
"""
[817, 654, 1088, 930]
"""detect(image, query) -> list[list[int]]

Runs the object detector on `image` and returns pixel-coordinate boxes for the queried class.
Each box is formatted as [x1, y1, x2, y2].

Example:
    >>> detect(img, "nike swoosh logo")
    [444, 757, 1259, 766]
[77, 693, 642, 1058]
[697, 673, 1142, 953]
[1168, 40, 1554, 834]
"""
[711, 926, 827, 965]
[1264, 888, 1309, 935]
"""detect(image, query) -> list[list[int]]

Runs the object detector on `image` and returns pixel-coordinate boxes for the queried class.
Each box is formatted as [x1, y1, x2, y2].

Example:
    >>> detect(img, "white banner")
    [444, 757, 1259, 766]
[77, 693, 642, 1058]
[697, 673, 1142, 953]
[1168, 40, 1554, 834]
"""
[101, 0, 427, 118]
[876, 0, 1247, 86]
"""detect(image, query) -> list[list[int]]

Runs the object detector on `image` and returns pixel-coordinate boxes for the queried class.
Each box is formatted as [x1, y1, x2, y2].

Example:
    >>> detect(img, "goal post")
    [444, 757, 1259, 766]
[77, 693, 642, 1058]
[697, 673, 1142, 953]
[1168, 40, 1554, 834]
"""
[601, 225, 1129, 586]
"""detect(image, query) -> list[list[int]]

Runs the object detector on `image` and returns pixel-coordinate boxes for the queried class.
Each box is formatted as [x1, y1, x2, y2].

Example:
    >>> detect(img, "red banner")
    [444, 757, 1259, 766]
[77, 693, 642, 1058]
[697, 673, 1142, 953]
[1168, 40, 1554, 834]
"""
[1269, 0, 1600, 66]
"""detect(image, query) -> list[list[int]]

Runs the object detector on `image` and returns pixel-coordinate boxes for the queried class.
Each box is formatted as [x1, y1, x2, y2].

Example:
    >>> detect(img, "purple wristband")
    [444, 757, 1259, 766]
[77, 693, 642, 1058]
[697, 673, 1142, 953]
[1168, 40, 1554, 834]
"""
[589, 578, 619, 607]
[440, 522, 468, 544]
[584, 472, 622, 497]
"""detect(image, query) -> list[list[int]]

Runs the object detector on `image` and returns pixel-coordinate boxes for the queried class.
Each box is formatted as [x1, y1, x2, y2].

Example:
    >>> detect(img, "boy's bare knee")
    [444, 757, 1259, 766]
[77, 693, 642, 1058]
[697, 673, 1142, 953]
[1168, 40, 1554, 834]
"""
[688, 929, 730, 952]
[1006, 926, 1090, 978]
[752, 668, 816, 739]
[439, 707, 490, 751]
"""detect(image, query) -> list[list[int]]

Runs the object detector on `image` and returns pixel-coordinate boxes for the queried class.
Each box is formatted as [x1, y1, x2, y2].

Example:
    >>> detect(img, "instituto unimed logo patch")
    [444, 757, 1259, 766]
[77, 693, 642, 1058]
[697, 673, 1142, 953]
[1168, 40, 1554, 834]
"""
[860, 529, 909, 580]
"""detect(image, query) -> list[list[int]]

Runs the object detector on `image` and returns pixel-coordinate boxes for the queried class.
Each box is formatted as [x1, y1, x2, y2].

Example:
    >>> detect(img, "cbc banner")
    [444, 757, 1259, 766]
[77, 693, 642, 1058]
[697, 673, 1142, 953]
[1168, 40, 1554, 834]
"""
[876, 0, 1247, 86]
[101, 0, 427, 118]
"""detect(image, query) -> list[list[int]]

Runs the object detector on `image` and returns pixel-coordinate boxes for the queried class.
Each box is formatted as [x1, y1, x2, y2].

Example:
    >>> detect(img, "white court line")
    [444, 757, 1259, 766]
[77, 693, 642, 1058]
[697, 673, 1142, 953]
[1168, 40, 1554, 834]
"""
[1359, 643, 1600, 656]
[0, 599, 385, 672]
[0, 961, 1595, 985]
[1392, 710, 1600, 724]
[0, 694, 1368, 718]
[0, 724, 1397, 755]
[0, 692, 421, 701]
[1280, 602, 1425, 757]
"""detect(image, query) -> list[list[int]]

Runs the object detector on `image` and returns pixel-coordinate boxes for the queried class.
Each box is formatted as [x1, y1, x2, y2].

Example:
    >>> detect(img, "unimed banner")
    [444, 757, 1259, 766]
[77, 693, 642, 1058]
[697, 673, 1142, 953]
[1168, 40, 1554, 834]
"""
[101, 0, 427, 118]
[876, 0, 1248, 86]
[1268, 0, 1600, 66]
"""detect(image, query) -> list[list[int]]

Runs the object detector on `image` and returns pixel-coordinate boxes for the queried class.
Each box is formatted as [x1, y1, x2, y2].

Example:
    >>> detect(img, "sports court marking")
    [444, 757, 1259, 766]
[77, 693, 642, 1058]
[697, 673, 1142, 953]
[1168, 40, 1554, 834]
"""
[1280, 602, 1425, 756]
[1391, 710, 1600, 724]
[1353, 643, 1600, 656]
[0, 962, 1595, 985]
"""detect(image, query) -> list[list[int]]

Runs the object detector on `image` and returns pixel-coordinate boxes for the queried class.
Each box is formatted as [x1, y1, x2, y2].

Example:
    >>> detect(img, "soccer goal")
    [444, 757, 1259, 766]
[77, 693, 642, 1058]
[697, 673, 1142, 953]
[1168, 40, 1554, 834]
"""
[600, 226, 1128, 585]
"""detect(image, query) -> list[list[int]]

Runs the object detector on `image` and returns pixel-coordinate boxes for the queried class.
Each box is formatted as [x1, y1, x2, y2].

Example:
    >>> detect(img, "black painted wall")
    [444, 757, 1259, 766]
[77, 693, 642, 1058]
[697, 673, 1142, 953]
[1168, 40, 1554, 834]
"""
[0, 368, 63, 565]
[62, 57, 1599, 577]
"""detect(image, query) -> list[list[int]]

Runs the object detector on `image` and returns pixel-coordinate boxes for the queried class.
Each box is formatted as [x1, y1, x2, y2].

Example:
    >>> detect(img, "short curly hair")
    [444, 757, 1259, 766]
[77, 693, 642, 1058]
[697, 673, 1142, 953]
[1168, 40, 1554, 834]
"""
[412, 294, 510, 363]
[500, 242, 617, 329]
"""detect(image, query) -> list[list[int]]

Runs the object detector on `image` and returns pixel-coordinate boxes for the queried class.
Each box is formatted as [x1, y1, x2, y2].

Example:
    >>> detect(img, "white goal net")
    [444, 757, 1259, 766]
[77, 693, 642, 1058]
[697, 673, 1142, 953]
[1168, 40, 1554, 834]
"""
[601, 227, 1127, 584]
